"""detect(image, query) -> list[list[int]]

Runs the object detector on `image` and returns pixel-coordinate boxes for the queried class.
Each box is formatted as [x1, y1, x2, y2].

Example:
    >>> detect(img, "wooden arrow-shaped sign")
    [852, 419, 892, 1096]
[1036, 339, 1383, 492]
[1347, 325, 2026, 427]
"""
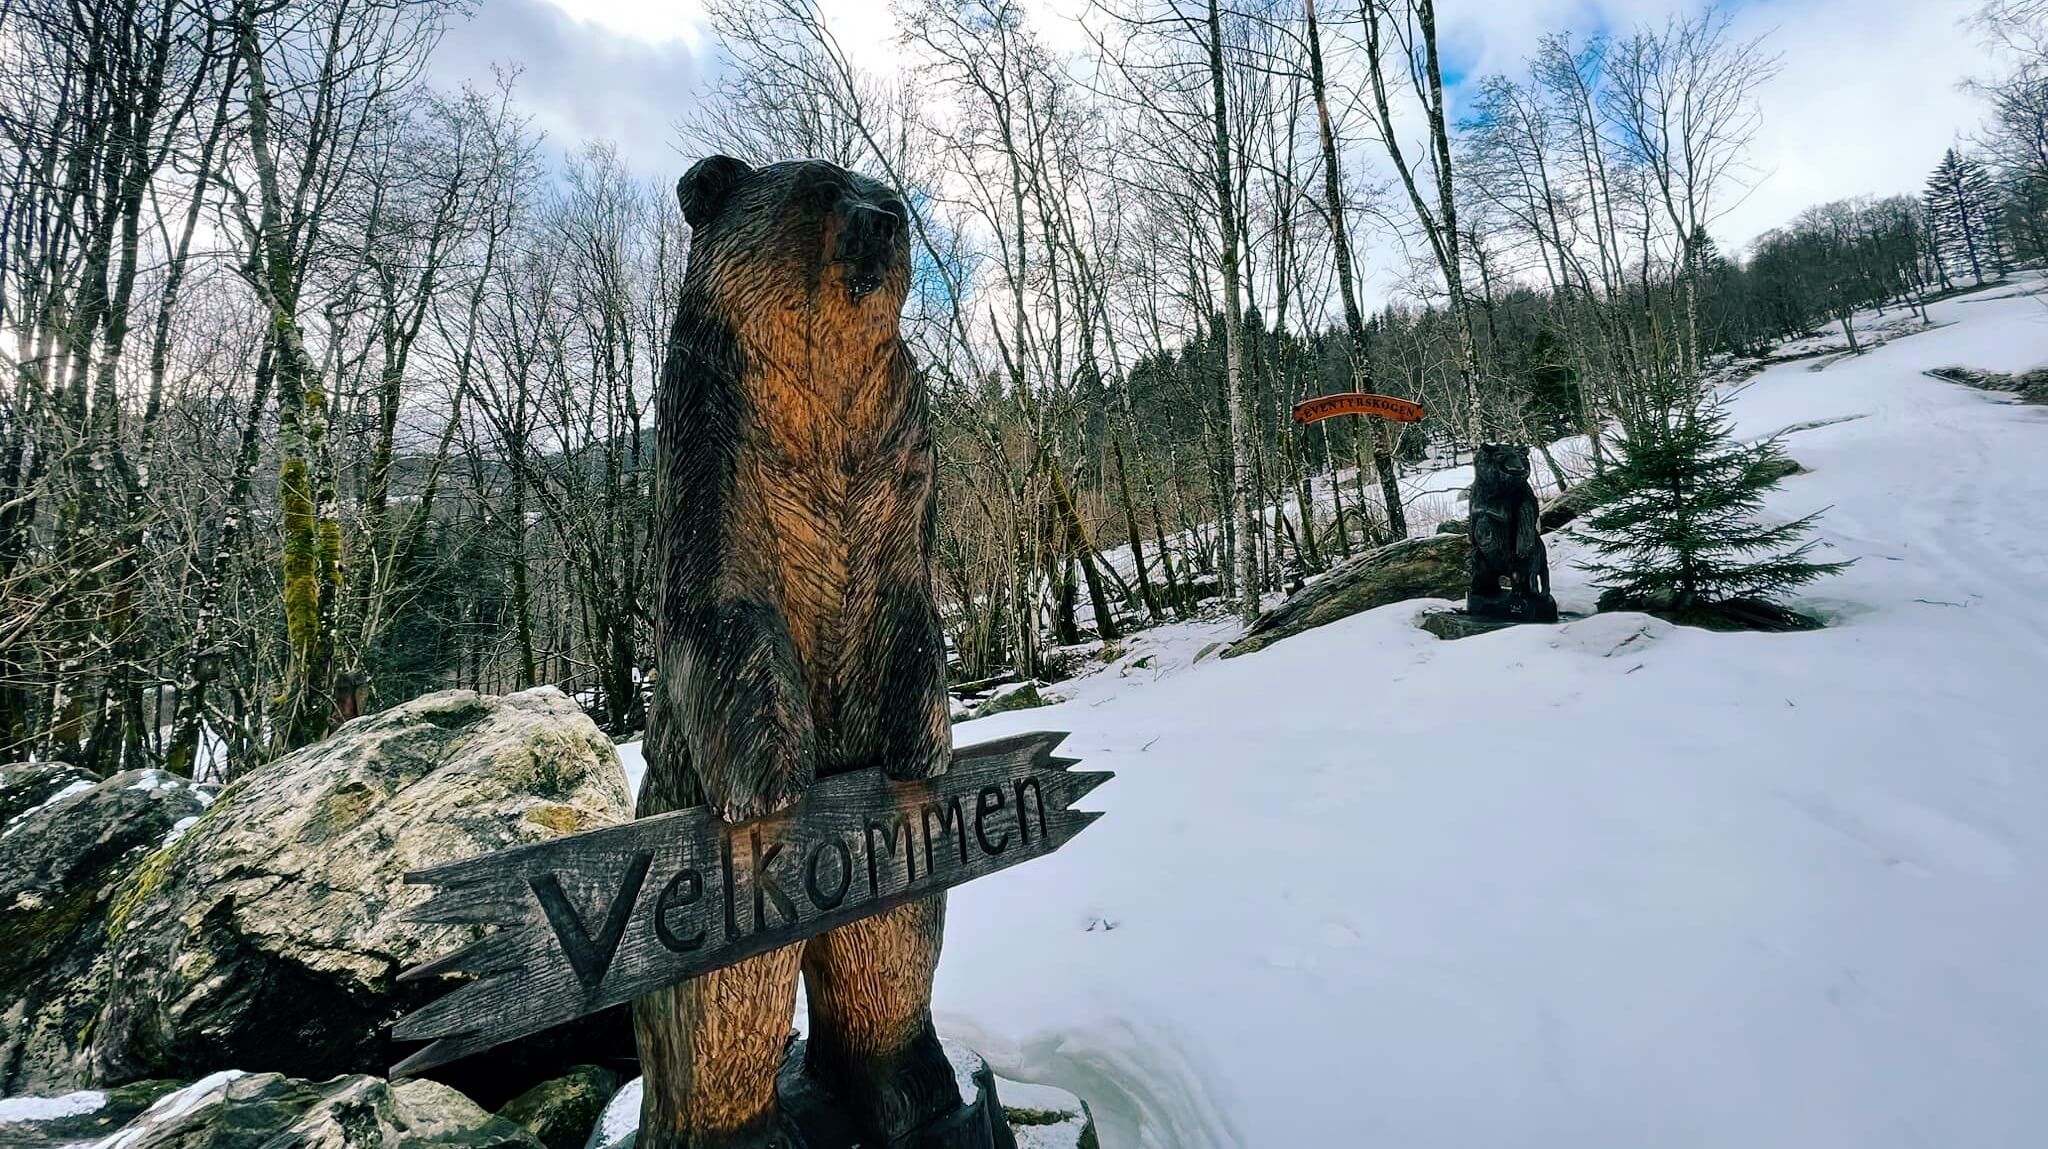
[390, 731, 1108, 1077]
[1292, 392, 1426, 425]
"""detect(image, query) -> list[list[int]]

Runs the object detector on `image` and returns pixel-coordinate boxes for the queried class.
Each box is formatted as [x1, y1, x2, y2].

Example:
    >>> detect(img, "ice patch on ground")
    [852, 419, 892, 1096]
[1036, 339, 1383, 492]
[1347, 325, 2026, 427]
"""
[942, 1017, 1242, 1149]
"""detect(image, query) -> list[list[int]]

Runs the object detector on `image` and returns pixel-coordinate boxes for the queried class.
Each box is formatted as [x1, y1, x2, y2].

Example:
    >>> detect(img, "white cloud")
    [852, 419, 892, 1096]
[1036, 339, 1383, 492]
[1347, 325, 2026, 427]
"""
[486, 0, 1992, 255]
[535, 0, 712, 48]
[1713, 0, 1986, 248]
[434, 0, 714, 176]
[1431, 0, 1989, 247]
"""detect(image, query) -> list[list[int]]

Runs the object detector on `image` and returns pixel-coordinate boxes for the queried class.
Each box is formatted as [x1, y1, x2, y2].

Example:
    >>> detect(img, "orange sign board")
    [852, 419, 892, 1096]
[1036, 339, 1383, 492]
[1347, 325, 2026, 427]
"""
[1291, 392, 1426, 426]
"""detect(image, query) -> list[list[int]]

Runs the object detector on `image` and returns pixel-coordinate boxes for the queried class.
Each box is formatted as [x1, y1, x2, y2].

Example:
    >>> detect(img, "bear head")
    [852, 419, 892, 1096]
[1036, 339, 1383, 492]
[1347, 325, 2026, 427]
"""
[676, 155, 911, 311]
[1474, 443, 1532, 490]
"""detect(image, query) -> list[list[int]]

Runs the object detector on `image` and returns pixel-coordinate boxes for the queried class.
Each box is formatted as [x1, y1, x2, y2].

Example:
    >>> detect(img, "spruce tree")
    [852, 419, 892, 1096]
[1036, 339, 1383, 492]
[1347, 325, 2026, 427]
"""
[1572, 398, 1848, 621]
[1923, 149, 2005, 286]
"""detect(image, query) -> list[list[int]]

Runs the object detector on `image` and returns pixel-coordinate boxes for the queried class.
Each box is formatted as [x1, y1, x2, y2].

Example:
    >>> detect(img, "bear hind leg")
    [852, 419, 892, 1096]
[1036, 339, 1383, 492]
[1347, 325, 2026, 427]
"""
[634, 943, 804, 1149]
[800, 893, 961, 1143]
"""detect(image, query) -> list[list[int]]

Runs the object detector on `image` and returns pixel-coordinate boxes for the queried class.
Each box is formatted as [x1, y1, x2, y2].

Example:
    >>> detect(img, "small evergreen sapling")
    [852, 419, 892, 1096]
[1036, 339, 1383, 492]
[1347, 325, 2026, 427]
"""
[1571, 399, 1848, 621]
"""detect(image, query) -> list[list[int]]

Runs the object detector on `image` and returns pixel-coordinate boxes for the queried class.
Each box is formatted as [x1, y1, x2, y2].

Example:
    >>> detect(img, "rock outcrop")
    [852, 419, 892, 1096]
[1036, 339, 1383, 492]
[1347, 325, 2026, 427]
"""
[0, 1078, 185, 1148]
[74, 1071, 542, 1148]
[0, 768, 208, 1093]
[1225, 533, 1469, 658]
[86, 688, 635, 1105]
[1539, 481, 1601, 532]
[498, 1065, 623, 1149]
[0, 761, 100, 824]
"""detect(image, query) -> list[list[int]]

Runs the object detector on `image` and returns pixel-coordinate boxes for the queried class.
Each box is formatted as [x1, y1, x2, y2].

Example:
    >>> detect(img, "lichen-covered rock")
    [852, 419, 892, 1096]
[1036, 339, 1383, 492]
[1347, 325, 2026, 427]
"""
[1224, 533, 1469, 659]
[85, 1070, 542, 1149]
[970, 683, 1057, 721]
[0, 761, 99, 825]
[289, 1075, 544, 1149]
[0, 769, 207, 1093]
[1538, 481, 1600, 532]
[0, 1078, 184, 1147]
[1417, 609, 1531, 641]
[86, 688, 634, 1104]
[498, 1064, 622, 1149]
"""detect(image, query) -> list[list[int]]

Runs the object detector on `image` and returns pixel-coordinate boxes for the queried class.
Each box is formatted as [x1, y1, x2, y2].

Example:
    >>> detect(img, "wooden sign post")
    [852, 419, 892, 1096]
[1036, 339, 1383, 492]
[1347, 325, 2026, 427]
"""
[390, 731, 1106, 1077]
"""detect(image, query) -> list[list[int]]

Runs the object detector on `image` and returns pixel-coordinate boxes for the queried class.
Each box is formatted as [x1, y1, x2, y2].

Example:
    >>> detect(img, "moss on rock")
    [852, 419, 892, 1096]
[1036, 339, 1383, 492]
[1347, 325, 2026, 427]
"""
[497, 1065, 622, 1149]
[1, 770, 207, 1093]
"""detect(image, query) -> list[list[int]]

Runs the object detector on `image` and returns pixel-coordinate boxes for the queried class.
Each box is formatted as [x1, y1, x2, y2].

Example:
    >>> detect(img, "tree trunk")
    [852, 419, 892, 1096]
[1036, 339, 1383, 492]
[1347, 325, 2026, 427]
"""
[165, 342, 277, 778]
[1206, 0, 1259, 622]
[238, 1, 341, 750]
[1047, 460, 1120, 642]
[1361, 0, 1486, 444]
[1309, 0, 1409, 541]
[1111, 434, 1161, 620]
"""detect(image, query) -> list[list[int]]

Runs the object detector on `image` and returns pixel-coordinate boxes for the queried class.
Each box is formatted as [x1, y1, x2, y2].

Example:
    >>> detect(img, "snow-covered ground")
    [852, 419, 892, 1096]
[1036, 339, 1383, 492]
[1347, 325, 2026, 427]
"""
[934, 282, 2048, 1148]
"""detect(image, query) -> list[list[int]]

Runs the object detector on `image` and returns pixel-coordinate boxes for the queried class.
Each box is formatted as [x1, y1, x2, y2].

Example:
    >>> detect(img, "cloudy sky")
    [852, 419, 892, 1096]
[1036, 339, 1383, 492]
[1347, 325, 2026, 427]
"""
[433, 0, 1993, 256]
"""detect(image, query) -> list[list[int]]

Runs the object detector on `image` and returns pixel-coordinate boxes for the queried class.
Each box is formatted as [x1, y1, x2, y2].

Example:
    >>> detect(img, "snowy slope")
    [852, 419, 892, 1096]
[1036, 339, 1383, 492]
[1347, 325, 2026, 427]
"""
[935, 282, 2048, 1149]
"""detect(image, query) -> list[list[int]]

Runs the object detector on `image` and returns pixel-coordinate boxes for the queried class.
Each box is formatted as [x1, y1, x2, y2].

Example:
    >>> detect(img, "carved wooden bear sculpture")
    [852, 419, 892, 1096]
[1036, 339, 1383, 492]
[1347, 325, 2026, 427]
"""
[1467, 443, 1559, 623]
[637, 155, 957, 1148]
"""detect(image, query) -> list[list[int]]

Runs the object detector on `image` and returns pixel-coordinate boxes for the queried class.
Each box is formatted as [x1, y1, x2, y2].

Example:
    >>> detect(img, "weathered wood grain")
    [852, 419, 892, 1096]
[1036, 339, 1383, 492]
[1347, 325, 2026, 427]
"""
[390, 731, 1106, 1077]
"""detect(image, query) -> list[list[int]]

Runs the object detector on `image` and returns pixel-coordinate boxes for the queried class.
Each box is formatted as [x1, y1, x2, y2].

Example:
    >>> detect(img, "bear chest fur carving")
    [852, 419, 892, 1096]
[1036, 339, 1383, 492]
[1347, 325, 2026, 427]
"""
[646, 157, 951, 824]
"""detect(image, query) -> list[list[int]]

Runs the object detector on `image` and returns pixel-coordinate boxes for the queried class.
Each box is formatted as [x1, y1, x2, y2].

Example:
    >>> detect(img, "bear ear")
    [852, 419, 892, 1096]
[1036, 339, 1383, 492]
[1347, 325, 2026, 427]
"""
[677, 155, 752, 229]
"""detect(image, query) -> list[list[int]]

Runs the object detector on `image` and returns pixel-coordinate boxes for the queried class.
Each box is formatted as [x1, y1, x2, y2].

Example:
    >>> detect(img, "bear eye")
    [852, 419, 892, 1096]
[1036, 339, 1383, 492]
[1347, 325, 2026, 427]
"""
[808, 182, 843, 209]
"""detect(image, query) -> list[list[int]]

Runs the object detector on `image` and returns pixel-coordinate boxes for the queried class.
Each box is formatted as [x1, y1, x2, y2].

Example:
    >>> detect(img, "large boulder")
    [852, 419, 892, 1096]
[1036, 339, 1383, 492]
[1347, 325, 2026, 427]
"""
[78, 1070, 542, 1149]
[87, 688, 635, 1106]
[1225, 532, 1469, 658]
[0, 761, 100, 824]
[0, 1079, 185, 1147]
[1539, 481, 1601, 532]
[0, 768, 208, 1093]
[498, 1064, 622, 1149]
